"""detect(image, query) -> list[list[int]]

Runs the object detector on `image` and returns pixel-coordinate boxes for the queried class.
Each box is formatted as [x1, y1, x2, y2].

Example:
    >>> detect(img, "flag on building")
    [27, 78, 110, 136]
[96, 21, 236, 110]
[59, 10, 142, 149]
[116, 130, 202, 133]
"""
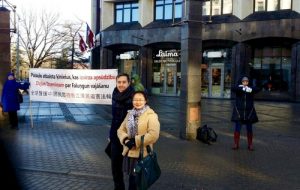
[86, 23, 95, 48]
[79, 33, 87, 52]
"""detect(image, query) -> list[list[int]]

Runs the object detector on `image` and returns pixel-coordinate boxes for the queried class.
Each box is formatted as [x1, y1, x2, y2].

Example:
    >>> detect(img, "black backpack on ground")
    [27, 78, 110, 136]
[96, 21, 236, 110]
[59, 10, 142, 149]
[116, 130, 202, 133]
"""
[196, 124, 217, 145]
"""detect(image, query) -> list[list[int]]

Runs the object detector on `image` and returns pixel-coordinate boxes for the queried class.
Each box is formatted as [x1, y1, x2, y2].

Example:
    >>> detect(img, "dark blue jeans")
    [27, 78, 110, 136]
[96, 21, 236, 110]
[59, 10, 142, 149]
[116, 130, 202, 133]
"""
[235, 122, 253, 133]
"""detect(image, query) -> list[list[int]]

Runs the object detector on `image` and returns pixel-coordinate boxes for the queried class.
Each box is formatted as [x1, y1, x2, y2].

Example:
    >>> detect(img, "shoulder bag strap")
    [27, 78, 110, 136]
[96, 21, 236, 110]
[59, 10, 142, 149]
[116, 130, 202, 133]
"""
[139, 135, 144, 160]
[140, 135, 154, 159]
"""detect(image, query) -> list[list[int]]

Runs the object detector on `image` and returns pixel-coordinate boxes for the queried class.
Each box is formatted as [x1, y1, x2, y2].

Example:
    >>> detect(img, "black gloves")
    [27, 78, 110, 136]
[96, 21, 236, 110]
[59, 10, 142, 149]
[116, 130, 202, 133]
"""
[125, 138, 136, 149]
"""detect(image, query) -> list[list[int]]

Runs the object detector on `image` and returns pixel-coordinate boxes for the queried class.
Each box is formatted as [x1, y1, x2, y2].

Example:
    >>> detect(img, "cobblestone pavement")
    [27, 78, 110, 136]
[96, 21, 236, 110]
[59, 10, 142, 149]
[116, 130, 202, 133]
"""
[0, 95, 300, 190]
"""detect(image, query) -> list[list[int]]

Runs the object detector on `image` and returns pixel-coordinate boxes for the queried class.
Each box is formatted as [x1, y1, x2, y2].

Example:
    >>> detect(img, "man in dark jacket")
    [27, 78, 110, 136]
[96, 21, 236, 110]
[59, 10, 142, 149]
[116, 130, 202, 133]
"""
[231, 76, 259, 151]
[110, 73, 135, 190]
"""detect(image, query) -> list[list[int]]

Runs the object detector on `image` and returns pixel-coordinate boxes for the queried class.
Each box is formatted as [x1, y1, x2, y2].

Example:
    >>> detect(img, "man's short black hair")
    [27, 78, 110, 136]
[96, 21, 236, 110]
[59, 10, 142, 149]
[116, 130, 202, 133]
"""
[116, 73, 130, 82]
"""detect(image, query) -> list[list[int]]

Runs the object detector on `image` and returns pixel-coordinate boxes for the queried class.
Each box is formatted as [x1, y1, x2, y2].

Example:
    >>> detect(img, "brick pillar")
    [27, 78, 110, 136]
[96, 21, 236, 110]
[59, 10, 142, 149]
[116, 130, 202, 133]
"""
[0, 7, 11, 121]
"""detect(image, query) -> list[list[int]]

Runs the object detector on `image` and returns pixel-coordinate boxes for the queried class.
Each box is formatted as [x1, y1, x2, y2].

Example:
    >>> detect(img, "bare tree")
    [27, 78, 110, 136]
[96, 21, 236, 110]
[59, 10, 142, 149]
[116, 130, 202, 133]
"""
[19, 10, 66, 68]
[10, 44, 26, 74]
[56, 22, 89, 69]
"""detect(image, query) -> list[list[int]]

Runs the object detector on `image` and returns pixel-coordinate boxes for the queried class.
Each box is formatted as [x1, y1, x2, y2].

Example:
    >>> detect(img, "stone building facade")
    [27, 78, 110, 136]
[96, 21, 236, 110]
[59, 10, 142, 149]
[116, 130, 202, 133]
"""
[92, 0, 300, 101]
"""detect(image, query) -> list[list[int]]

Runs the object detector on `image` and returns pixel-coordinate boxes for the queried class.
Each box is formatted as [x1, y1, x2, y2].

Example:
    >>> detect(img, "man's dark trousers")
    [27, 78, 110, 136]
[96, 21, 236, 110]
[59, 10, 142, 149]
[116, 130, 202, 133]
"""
[111, 140, 125, 190]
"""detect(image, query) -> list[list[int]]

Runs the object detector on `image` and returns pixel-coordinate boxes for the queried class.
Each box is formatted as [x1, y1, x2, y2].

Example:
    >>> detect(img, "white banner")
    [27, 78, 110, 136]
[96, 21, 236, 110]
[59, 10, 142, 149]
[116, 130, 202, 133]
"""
[29, 69, 118, 105]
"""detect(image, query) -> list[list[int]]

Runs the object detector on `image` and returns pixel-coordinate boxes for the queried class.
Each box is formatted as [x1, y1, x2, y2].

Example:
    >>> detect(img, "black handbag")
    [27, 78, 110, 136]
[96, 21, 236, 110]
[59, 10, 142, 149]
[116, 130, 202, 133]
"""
[134, 135, 161, 190]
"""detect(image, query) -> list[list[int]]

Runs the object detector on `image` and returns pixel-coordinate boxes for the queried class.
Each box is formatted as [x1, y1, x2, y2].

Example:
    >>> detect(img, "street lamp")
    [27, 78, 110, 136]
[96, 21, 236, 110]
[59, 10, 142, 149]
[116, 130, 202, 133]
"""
[16, 15, 20, 80]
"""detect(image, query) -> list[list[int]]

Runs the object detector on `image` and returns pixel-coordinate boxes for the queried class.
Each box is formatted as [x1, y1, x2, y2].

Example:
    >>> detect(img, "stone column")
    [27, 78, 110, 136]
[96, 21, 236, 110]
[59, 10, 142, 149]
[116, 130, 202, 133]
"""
[139, 46, 152, 90]
[99, 47, 112, 69]
[231, 42, 252, 86]
[0, 7, 11, 121]
[180, 0, 203, 140]
[291, 42, 300, 102]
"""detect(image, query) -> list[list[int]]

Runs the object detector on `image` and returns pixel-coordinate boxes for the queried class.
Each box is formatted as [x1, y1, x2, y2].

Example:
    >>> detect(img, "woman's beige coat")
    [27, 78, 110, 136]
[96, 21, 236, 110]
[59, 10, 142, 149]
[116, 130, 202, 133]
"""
[117, 107, 160, 158]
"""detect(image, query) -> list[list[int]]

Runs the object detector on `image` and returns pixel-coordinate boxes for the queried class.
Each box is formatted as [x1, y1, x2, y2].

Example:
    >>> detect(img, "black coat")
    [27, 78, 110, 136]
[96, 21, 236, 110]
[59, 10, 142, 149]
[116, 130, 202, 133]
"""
[110, 86, 135, 143]
[231, 85, 259, 124]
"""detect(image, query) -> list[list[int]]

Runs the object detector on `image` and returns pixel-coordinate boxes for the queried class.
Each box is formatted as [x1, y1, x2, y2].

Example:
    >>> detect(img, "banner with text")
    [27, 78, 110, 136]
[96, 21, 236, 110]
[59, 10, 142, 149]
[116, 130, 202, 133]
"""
[29, 69, 118, 105]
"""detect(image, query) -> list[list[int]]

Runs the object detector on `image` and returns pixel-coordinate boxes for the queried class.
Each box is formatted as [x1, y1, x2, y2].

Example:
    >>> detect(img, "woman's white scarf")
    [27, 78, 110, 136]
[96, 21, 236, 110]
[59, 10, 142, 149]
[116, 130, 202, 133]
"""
[127, 105, 149, 138]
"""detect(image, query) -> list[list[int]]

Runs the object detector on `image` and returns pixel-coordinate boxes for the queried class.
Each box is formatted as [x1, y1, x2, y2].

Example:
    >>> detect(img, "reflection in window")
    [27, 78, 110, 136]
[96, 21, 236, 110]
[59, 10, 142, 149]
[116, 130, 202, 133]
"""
[251, 47, 291, 93]
[202, 0, 232, 16]
[116, 51, 140, 76]
[254, 0, 291, 12]
[281, 0, 292, 9]
[155, 0, 183, 20]
[267, 0, 278, 11]
[115, 2, 139, 23]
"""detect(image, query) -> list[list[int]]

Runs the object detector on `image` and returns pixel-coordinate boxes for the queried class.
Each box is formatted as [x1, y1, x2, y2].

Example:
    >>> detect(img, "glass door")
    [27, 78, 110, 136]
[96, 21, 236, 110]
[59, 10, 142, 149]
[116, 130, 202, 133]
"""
[201, 65, 209, 97]
[160, 64, 177, 95]
[210, 66, 224, 98]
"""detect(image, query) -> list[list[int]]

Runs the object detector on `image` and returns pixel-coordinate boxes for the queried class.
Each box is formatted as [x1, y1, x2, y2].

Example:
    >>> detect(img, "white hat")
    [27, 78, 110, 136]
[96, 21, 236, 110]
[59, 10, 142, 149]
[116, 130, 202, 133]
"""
[242, 77, 249, 81]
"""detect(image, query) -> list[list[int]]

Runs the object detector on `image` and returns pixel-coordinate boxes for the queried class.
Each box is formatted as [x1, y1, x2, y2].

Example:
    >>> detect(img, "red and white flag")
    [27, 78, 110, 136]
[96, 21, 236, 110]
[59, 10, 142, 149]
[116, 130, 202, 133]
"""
[79, 33, 87, 52]
[86, 23, 94, 48]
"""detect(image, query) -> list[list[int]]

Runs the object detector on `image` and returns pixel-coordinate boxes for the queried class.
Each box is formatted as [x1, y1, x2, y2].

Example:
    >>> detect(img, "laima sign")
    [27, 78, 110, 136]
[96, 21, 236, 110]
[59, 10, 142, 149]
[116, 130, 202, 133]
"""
[156, 50, 179, 58]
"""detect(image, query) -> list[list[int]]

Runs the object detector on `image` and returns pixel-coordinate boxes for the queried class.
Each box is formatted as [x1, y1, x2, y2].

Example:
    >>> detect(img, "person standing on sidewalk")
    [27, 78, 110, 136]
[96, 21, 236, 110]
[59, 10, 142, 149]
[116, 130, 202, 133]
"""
[118, 91, 160, 190]
[1, 72, 29, 130]
[231, 76, 259, 151]
[110, 73, 135, 190]
[131, 74, 145, 92]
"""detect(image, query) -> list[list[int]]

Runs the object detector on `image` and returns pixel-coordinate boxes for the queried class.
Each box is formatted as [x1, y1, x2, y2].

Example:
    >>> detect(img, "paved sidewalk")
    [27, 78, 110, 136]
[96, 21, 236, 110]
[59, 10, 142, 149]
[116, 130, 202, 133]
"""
[0, 95, 300, 190]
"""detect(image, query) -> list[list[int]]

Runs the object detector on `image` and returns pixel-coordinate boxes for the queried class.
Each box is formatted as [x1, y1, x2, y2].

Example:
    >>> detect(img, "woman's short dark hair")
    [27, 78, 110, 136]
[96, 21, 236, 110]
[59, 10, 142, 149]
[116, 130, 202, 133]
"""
[132, 91, 148, 102]
[116, 73, 130, 82]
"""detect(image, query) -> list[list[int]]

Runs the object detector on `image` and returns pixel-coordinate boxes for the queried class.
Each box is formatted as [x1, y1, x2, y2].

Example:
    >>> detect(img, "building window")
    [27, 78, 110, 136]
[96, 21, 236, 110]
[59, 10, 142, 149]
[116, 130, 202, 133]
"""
[254, 0, 291, 12]
[251, 47, 291, 93]
[115, 2, 139, 23]
[155, 0, 183, 20]
[202, 0, 232, 16]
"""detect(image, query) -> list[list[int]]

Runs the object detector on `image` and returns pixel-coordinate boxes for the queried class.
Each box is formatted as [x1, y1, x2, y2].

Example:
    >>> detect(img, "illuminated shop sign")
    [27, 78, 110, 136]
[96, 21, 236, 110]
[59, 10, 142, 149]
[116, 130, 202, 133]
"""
[154, 49, 180, 64]
[156, 50, 179, 58]
[120, 53, 132, 59]
[203, 51, 227, 58]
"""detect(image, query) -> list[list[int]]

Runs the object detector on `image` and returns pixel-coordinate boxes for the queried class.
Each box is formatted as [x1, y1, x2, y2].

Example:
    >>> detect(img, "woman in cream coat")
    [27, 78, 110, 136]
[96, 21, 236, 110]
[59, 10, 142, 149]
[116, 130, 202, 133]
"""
[117, 91, 160, 190]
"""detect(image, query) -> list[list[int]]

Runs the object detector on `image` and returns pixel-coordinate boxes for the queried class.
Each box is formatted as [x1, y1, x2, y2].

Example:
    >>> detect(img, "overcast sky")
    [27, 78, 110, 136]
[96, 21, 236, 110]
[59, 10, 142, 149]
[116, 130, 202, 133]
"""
[11, 0, 91, 25]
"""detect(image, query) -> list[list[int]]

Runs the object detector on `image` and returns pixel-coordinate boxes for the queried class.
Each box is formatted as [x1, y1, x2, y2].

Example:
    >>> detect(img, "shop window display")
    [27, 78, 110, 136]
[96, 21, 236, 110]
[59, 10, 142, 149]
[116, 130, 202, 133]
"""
[152, 49, 181, 95]
[251, 47, 291, 93]
[116, 51, 140, 77]
[202, 48, 232, 99]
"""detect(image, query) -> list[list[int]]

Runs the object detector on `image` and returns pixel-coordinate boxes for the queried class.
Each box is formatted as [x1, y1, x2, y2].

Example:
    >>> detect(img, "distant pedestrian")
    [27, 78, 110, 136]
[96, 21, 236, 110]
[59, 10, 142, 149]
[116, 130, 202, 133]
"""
[1, 72, 29, 130]
[118, 91, 160, 190]
[231, 76, 259, 151]
[110, 73, 135, 190]
[131, 74, 145, 92]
